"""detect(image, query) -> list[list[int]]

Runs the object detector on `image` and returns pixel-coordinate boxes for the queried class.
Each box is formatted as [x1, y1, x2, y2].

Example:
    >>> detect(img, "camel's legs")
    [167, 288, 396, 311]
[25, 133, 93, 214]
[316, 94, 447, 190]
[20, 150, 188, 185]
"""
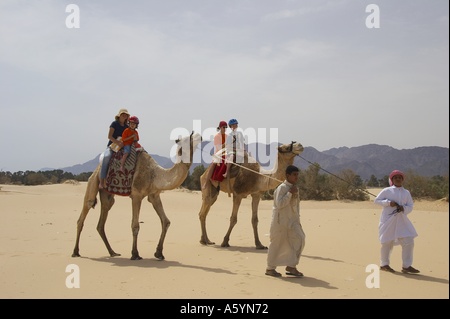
[148, 194, 171, 260]
[72, 201, 93, 257]
[72, 177, 99, 257]
[251, 193, 267, 249]
[130, 195, 144, 260]
[72, 173, 120, 257]
[96, 190, 120, 257]
[199, 184, 220, 245]
[221, 195, 243, 247]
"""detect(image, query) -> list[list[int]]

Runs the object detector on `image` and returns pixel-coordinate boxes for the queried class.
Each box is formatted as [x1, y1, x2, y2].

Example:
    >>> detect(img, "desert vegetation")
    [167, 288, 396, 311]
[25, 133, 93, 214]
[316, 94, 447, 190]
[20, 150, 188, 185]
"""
[1, 164, 448, 202]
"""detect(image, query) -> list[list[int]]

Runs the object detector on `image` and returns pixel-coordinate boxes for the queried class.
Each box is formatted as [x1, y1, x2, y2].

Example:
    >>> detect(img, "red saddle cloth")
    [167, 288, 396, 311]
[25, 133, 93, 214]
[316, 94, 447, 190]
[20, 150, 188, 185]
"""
[105, 146, 141, 196]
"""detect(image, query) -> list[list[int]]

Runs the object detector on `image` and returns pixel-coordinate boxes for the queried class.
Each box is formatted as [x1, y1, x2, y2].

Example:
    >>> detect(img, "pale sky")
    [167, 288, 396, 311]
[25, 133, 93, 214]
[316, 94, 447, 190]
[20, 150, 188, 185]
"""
[0, 0, 448, 173]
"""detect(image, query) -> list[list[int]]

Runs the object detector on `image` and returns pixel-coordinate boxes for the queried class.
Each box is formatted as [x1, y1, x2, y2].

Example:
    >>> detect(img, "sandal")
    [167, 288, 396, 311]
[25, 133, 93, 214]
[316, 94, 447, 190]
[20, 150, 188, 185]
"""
[265, 269, 282, 277]
[401, 266, 420, 274]
[285, 267, 304, 277]
[380, 265, 395, 273]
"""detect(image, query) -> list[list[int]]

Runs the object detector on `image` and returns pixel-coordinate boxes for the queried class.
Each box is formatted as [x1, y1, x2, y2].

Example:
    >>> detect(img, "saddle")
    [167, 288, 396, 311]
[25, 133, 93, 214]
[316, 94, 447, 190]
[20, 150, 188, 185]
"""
[223, 152, 259, 197]
[105, 145, 144, 196]
[214, 151, 257, 182]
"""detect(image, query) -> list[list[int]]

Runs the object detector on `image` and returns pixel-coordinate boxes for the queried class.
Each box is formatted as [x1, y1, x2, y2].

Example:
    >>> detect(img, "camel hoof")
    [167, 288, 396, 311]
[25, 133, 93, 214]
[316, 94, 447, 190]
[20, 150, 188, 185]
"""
[71, 252, 80, 257]
[200, 239, 215, 246]
[220, 242, 230, 248]
[154, 252, 165, 260]
[130, 255, 143, 260]
[256, 245, 268, 250]
[109, 252, 121, 257]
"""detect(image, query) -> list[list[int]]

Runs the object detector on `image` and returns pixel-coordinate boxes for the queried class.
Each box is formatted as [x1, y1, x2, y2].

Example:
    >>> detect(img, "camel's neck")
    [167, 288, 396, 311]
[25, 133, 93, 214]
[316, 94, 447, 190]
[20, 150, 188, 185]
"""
[134, 153, 192, 192]
[160, 162, 191, 190]
[262, 153, 295, 189]
[157, 142, 195, 190]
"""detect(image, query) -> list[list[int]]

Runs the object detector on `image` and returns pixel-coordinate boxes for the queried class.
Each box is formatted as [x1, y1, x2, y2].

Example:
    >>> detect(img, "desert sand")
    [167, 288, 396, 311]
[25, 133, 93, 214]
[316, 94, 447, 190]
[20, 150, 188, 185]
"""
[0, 182, 448, 300]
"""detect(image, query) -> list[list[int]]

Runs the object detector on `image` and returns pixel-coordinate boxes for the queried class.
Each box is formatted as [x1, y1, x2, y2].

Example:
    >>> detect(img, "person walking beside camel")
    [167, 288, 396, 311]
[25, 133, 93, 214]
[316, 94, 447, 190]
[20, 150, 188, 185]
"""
[265, 165, 305, 277]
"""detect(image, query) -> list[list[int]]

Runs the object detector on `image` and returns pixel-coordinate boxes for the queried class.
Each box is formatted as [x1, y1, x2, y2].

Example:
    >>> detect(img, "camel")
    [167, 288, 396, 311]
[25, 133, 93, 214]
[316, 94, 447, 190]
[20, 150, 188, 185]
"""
[72, 131, 202, 260]
[198, 141, 304, 249]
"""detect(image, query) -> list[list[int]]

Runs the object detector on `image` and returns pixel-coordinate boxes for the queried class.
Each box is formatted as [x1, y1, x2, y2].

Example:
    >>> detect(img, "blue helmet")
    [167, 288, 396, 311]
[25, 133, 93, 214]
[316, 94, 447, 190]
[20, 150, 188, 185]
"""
[228, 118, 238, 126]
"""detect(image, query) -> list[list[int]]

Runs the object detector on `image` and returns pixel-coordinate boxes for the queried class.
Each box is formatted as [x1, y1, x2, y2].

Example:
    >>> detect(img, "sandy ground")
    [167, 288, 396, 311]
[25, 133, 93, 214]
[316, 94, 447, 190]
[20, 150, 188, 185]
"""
[0, 182, 448, 300]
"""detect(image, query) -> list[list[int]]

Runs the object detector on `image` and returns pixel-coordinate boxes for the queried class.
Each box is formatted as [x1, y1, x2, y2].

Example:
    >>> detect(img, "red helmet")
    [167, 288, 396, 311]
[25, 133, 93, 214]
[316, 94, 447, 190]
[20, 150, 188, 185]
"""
[129, 116, 139, 124]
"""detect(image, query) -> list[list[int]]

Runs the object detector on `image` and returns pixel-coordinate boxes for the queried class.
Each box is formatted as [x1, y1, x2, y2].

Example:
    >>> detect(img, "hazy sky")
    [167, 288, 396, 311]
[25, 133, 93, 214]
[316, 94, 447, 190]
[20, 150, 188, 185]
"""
[1, 0, 448, 173]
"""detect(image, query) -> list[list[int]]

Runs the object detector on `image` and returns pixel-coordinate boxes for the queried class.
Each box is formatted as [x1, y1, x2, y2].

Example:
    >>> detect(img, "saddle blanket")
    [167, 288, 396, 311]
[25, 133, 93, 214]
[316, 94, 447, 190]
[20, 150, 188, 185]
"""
[105, 145, 142, 196]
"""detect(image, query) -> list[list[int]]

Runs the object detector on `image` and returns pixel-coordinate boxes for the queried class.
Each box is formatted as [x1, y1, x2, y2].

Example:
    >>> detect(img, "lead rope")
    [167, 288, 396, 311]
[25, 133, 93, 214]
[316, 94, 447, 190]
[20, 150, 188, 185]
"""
[296, 154, 378, 198]
[203, 146, 377, 198]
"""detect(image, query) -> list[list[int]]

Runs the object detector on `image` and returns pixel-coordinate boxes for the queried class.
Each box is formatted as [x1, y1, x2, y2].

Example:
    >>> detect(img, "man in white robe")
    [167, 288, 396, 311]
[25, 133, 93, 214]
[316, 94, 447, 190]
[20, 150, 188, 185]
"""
[265, 165, 305, 277]
[374, 170, 420, 274]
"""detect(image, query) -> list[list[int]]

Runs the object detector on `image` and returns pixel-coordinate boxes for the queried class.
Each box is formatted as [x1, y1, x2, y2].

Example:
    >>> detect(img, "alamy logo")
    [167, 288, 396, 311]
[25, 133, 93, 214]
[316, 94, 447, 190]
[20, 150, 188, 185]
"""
[66, 4, 80, 29]
[169, 120, 279, 167]
[366, 4, 380, 29]
[65, 264, 80, 288]
[365, 264, 380, 288]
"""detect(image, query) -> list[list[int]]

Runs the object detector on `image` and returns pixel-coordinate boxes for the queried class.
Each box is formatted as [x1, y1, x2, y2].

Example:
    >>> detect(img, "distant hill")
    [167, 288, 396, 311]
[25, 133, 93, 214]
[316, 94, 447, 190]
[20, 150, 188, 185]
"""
[54, 143, 449, 180]
[294, 145, 449, 180]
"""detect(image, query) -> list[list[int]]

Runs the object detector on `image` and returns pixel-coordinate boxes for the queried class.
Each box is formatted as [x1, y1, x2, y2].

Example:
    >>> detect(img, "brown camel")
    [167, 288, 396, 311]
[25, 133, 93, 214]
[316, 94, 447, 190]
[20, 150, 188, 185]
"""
[198, 141, 304, 249]
[72, 132, 202, 260]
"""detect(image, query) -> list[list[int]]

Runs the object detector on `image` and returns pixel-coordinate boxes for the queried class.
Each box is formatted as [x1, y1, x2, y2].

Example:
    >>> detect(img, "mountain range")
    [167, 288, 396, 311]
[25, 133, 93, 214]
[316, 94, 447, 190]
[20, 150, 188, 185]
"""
[56, 143, 449, 180]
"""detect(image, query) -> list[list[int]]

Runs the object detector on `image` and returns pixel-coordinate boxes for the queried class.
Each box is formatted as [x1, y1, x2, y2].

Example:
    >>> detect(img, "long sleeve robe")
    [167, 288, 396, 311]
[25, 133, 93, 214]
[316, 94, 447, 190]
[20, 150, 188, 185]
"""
[267, 180, 306, 267]
[374, 186, 417, 244]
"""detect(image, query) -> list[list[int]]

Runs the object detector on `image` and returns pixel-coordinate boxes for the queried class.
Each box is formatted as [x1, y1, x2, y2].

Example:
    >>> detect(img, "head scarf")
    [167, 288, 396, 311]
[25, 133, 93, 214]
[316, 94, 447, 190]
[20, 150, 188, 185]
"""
[389, 170, 405, 186]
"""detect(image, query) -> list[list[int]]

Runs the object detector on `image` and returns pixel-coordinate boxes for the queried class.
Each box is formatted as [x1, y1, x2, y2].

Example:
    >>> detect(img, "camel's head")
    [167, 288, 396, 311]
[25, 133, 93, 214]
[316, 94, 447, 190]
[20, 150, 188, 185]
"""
[278, 141, 304, 156]
[174, 131, 203, 163]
